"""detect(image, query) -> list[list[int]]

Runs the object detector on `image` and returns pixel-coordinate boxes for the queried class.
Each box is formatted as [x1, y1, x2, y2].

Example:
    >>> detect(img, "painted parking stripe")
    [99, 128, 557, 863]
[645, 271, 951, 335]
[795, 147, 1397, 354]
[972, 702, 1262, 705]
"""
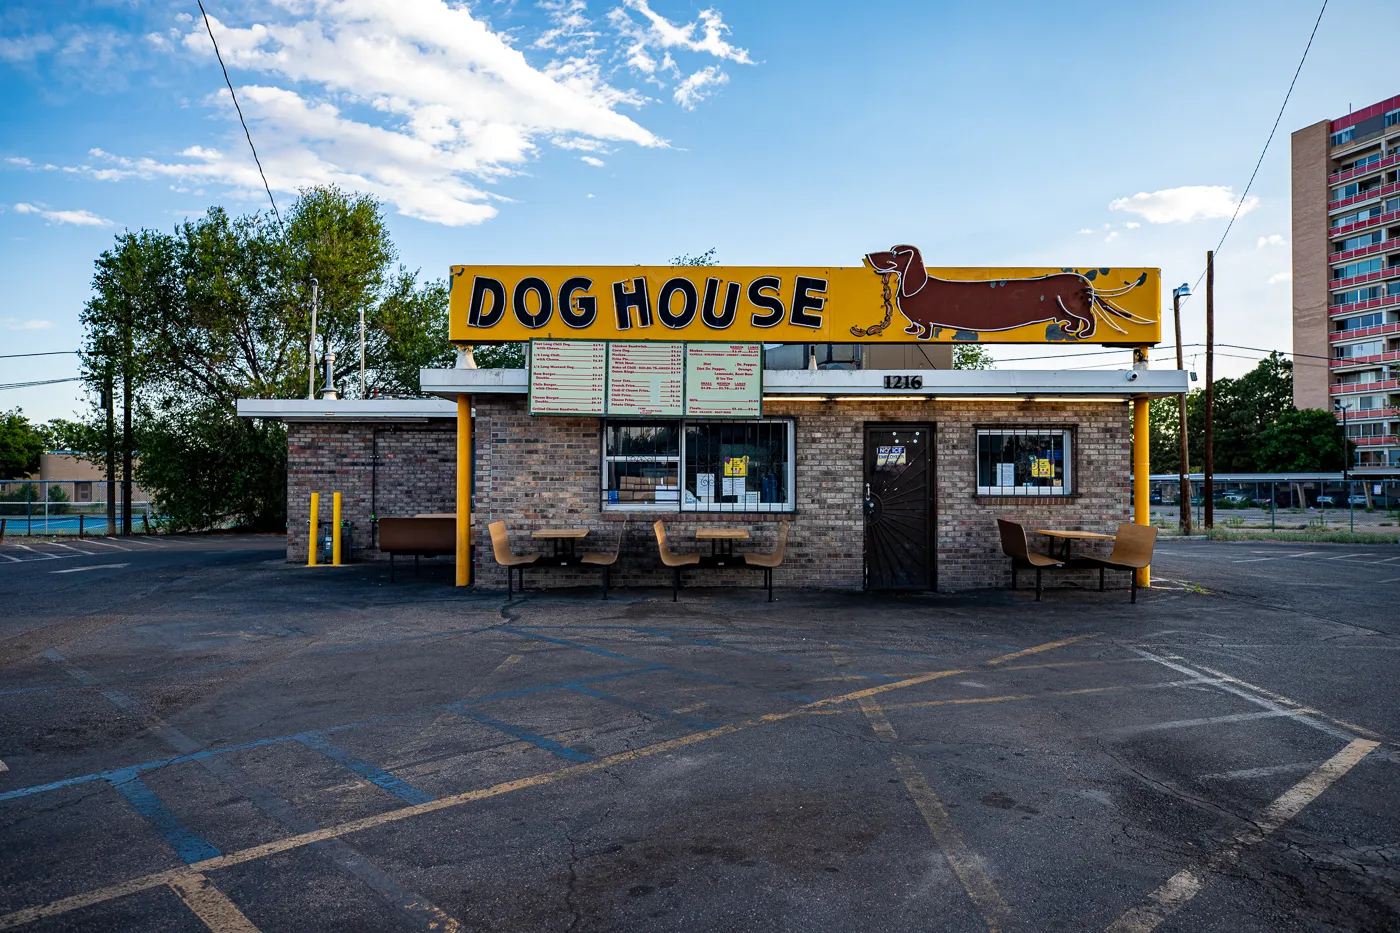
[13, 545, 58, 560]
[447, 707, 593, 763]
[567, 683, 719, 729]
[79, 538, 130, 550]
[0, 553, 18, 563]
[168, 874, 262, 933]
[0, 758, 7, 773]
[106, 770, 222, 864]
[1197, 761, 1325, 782]
[50, 563, 129, 574]
[1106, 709, 1296, 736]
[46, 542, 96, 556]
[1326, 553, 1372, 560]
[294, 733, 433, 805]
[1106, 739, 1378, 933]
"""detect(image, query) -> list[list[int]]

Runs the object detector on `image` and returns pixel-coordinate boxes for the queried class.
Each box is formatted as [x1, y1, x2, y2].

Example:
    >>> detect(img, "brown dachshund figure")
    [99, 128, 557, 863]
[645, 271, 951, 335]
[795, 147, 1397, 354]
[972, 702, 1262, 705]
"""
[861, 245, 1150, 341]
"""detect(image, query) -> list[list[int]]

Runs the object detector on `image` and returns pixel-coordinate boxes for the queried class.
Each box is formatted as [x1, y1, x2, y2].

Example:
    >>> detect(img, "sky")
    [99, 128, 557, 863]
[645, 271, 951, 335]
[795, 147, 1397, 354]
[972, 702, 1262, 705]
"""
[1, 0, 1396, 423]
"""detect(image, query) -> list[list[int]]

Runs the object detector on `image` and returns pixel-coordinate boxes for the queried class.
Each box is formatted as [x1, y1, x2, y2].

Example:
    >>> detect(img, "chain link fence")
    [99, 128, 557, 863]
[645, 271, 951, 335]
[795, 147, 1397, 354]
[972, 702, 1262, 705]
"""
[1146, 475, 1400, 532]
[0, 480, 155, 536]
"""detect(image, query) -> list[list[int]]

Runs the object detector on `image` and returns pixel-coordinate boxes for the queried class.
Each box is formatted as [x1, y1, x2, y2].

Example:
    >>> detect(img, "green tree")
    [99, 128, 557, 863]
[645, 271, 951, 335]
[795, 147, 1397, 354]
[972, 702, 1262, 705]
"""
[1210, 352, 1293, 472]
[953, 345, 995, 370]
[1257, 408, 1353, 472]
[0, 409, 47, 478]
[76, 186, 455, 532]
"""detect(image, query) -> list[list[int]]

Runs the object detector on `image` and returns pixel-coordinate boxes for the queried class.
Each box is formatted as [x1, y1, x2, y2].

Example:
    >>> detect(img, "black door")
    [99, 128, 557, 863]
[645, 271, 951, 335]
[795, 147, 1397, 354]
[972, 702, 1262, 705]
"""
[864, 423, 935, 590]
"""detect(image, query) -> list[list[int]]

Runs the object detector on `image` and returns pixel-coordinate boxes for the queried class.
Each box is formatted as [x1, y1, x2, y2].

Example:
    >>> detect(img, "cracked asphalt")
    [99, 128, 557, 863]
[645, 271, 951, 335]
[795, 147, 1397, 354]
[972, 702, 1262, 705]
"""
[0, 534, 1397, 932]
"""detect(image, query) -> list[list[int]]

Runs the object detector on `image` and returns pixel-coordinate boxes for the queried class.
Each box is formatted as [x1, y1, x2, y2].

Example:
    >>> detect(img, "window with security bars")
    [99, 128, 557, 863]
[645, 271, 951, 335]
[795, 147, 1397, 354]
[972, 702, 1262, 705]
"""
[602, 419, 795, 512]
[976, 428, 1073, 496]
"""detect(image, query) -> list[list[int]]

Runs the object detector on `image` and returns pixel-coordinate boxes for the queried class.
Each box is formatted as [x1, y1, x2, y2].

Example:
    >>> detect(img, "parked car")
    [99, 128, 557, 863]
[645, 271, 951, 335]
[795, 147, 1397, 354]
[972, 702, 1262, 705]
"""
[1250, 496, 1274, 506]
[1315, 495, 1335, 506]
[1347, 495, 1368, 506]
[1220, 491, 1248, 504]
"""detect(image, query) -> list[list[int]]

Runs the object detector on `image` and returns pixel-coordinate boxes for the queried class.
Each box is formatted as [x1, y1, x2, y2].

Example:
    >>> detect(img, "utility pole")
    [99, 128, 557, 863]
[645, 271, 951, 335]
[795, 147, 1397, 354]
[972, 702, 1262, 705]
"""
[1172, 283, 1192, 535]
[308, 277, 319, 400]
[1203, 251, 1215, 531]
[104, 370, 115, 535]
[121, 297, 133, 536]
[359, 306, 367, 399]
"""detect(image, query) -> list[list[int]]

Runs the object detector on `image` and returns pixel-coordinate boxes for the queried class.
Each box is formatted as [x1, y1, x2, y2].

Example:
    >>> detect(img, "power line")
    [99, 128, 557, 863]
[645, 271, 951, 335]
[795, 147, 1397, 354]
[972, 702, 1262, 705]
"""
[1182, 0, 1328, 305]
[0, 377, 84, 391]
[0, 350, 78, 360]
[196, 1, 284, 235]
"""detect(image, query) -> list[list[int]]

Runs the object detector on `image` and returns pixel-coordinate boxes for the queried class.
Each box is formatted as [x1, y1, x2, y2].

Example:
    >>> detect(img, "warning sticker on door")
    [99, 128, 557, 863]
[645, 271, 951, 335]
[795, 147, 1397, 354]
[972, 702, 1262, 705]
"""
[876, 445, 907, 468]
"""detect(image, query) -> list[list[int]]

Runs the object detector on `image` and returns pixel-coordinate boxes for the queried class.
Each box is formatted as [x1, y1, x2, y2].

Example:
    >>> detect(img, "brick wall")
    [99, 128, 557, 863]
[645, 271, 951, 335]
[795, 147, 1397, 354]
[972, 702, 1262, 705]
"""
[284, 399, 1134, 592]
[286, 421, 457, 562]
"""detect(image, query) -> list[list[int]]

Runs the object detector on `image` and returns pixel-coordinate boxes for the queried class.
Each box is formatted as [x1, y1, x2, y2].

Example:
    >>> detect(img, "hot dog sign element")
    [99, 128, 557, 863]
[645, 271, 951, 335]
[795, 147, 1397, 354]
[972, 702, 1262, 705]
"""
[448, 249, 1160, 346]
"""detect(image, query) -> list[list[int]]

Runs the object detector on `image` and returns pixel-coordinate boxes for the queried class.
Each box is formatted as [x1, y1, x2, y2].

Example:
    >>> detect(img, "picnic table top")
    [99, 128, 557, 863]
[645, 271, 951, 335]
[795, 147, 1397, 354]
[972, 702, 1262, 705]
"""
[1035, 529, 1115, 540]
[531, 528, 590, 539]
[695, 528, 750, 540]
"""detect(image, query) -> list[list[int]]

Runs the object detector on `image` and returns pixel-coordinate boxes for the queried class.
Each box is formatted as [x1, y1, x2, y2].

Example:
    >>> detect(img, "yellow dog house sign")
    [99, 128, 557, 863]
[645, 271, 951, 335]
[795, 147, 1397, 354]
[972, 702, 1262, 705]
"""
[449, 246, 1161, 346]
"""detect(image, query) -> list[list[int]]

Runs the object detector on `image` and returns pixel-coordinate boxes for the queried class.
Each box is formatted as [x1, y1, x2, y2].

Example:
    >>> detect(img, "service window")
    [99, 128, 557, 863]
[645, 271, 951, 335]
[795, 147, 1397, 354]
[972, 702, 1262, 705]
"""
[602, 418, 795, 512]
[976, 427, 1073, 496]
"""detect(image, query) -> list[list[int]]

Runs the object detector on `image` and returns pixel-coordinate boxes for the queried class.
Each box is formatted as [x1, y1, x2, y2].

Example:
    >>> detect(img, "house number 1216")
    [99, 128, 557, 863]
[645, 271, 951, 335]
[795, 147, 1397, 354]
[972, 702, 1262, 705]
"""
[883, 375, 923, 389]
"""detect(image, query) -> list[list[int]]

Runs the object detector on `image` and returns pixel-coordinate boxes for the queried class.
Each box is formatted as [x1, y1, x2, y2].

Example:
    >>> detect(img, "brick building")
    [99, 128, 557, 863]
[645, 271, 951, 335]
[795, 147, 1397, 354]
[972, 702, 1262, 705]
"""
[242, 364, 1180, 593]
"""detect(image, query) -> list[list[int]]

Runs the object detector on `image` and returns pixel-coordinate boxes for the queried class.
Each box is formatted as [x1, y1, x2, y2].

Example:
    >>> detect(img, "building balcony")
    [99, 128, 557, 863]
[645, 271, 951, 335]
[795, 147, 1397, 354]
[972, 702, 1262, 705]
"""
[1352, 435, 1399, 447]
[1333, 378, 1399, 394]
[1330, 238, 1394, 264]
[1328, 150, 1400, 186]
[1330, 179, 1400, 211]
[1329, 206, 1400, 239]
[1337, 407, 1398, 421]
[1329, 349, 1400, 369]
[1332, 321, 1400, 341]
[1331, 264, 1400, 291]
[1330, 291, 1400, 317]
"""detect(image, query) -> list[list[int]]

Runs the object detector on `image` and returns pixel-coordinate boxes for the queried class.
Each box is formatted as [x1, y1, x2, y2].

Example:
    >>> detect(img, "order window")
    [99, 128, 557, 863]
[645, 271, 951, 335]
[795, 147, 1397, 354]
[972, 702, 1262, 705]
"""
[602, 419, 795, 512]
[976, 428, 1073, 496]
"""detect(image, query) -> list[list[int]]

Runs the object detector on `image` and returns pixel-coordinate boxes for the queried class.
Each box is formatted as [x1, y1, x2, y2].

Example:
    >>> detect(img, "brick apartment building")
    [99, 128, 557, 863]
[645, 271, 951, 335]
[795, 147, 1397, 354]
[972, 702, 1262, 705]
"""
[1292, 93, 1400, 473]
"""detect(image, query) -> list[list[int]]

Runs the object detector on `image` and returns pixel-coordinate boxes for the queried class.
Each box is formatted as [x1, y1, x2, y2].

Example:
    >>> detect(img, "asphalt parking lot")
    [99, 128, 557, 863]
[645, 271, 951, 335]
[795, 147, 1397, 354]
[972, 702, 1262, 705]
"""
[0, 535, 1398, 932]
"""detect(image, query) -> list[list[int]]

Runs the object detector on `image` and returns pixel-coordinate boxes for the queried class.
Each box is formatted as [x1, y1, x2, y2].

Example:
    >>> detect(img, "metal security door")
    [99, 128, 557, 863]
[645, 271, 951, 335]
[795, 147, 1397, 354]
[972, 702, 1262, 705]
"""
[863, 423, 935, 590]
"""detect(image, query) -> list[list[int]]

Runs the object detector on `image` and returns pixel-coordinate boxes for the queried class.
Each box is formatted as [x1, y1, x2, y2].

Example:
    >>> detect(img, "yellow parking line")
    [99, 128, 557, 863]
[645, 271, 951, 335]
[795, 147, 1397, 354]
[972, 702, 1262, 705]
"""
[857, 699, 1013, 933]
[986, 633, 1100, 666]
[0, 636, 1090, 930]
[1105, 739, 1379, 933]
[168, 874, 262, 933]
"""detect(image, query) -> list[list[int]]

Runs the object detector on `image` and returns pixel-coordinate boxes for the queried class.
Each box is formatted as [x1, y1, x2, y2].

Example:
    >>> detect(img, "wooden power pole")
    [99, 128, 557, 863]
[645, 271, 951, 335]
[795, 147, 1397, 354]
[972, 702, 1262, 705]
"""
[1173, 287, 1191, 535]
[121, 300, 133, 536]
[1203, 251, 1215, 531]
[104, 371, 115, 535]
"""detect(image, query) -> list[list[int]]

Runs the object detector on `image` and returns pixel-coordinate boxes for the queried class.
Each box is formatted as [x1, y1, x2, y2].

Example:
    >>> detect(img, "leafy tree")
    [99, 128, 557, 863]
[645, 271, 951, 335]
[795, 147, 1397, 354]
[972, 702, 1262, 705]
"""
[1210, 353, 1293, 472]
[76, 185, 454, 532]
[1257, 408, 1354, 472]
[0, 409, 47, 478]
[953, 345, 995, 370]
[670, 248, 716, 266]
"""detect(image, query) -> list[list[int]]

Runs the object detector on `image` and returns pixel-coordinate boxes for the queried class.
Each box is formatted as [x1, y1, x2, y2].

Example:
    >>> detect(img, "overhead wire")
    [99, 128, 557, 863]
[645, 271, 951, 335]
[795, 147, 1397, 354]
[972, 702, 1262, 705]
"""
[196, 0, 283, 234]
[0, 350, 78, 359]
[1180, 0, 1329, 305]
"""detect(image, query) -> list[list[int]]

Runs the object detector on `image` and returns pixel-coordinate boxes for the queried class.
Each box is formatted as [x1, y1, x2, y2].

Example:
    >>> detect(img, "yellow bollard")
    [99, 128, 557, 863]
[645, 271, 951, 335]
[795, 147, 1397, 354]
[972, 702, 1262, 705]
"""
[308, 492, 320, 567]
[1133, 395, 1150, 589]
[331, 492, 343, 566]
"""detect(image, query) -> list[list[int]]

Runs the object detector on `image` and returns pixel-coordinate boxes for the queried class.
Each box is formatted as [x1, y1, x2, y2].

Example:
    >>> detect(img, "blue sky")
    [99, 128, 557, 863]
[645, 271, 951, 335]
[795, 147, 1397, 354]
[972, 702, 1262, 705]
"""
[2, 0, 1395, 422]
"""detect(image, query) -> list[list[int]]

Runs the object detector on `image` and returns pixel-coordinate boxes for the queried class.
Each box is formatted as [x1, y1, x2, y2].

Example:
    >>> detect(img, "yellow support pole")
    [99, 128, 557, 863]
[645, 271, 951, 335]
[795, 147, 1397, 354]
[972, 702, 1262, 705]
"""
[331, 492, 343, 566]
[1133, 394, 1150, 589]
[456, 393, 472, 587]
[307, 492, 319, 567]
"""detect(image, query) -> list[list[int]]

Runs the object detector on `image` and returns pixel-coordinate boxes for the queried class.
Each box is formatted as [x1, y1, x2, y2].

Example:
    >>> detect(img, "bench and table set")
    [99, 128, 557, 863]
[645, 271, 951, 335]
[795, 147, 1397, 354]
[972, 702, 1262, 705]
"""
[997, 518, 1158, 603]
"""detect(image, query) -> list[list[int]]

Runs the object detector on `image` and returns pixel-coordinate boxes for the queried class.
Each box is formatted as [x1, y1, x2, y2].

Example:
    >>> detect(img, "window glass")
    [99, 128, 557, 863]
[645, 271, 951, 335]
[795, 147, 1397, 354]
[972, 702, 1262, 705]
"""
[1333, 258, 1384, 280]
[602, 421, 679, 507]
[1331, 127, 1355, 147]
[976, 428, 1072, 496]
[601, 419, 794, 512]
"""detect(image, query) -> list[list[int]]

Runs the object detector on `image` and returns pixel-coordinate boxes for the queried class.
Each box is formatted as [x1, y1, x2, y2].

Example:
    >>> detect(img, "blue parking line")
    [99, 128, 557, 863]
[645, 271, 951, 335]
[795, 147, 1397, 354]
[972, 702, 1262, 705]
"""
[106, 769, 221, 863]
[628, 626, 901, 682]
[451, 666, 660, 706]
[447, 708, 593, 763]
[294, 733, 433, 805]
[503, 626, 815, 703]
[567, 684, 718, 729]
[0, 661, 252, 700]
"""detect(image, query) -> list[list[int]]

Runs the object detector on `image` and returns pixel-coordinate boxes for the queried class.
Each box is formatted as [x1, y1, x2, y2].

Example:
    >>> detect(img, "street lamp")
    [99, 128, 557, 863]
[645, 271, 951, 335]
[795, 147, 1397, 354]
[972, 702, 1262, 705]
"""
[1172, 282, 1192, 534]
[1335, 401, 1353, 532]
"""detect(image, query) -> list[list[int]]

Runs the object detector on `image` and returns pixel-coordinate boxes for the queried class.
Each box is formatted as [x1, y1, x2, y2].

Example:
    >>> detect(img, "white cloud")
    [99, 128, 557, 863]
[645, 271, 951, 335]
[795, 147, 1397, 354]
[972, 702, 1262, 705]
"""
[1125, 221, 1140, 229]
[1108, 185, 1259, 224]
[1257, 234, 1285, 248]
[586, 193, 595, 198]
[1104, 230, 1119, 243]
[609, 0, 753, 106]
[51, 0, 712, 227]
[3, 317, 55, 331]
[13, 202, 113, 227]
[1076, 228, 1093, 235]
[1268, 270, 1292, 285]
[674, 66, 728, 109]
[0, 34, 56, 63]
[580, 155, 604, 167]
[5, 156, 33, 166]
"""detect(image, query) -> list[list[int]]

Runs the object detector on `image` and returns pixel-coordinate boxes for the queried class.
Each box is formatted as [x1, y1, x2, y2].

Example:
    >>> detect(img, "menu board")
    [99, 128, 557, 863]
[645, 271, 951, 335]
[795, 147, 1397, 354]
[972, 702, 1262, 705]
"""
[607, 343, 684, 416]
[529, 340, 606, 415]
[685, 343, 762, 417]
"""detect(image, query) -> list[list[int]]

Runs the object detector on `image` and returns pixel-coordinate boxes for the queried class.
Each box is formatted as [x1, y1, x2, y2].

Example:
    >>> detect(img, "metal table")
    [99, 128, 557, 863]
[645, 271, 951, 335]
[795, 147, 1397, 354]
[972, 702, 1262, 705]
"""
[532, 528, 590, 565]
